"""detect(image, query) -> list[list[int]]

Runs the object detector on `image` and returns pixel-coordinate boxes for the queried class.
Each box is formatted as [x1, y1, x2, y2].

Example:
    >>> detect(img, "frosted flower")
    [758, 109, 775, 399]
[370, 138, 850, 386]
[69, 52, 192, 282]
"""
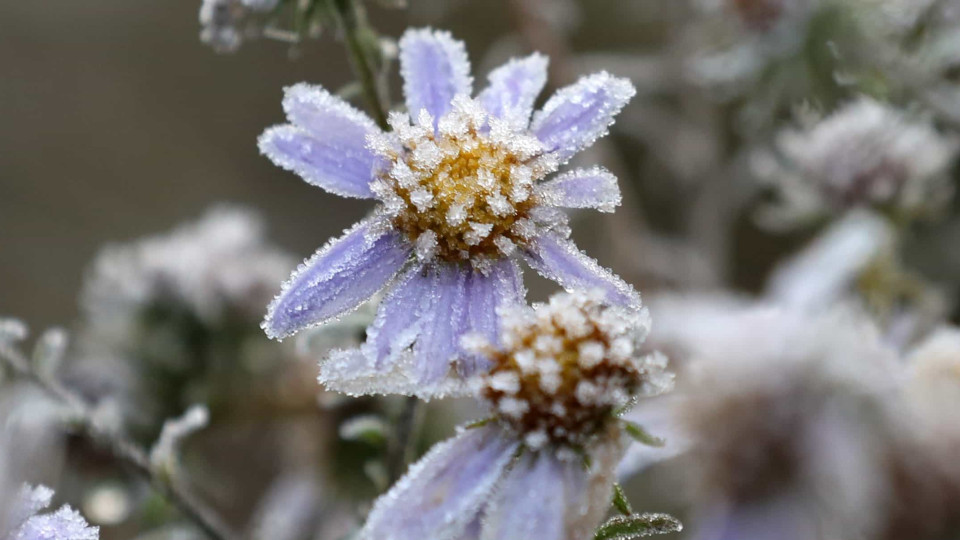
[3, 485, 98, 540]
[355, 292, 671, 540]
[259, 28, 639, 397]
[756, 98, 959, 228]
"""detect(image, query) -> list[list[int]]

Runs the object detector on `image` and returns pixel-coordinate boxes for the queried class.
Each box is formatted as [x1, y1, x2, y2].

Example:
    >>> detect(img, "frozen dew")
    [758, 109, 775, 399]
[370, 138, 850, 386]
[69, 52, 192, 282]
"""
[471, 291, 670, 449]
[369, 95, 560, 268]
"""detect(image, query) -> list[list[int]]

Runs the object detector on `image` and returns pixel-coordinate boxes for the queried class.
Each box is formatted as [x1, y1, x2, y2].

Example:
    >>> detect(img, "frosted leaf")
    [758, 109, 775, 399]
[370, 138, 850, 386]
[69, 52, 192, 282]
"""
[536, 166, 622, 212]
[531, 72, 636, 163]
[320, 348, 468, 398]
[263, 218, 412, 340]
[399, 28, 473, 128]
[523, 234, 641, 311]
[359, 425, 517, 540]
[0, 318, 28, 344]
[478, 53, 549, 129]
[593, 514, 683, 539]
[480, 452, 566, 540]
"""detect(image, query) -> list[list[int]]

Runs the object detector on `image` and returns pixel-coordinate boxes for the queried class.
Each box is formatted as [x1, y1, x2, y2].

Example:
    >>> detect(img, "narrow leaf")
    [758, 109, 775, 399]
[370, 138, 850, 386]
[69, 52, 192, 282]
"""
[612, 483, 633, 516]
[623, 421, 666, 447]
[594, 514, 683, 540]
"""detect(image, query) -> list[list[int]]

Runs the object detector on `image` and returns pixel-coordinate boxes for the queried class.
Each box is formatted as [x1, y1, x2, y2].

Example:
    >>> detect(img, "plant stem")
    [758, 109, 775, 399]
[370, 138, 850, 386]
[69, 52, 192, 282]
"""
[386, 396, 424, 483]
[331, 0, 389, 130]
[0, 344, 238, 540]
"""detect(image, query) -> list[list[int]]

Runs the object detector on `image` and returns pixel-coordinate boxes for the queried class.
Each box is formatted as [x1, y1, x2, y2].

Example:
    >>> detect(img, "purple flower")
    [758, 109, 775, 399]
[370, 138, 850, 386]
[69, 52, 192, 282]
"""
[356, 292, 673, 540]
[4, 485, 98, 540]
[259, 28, 639, 396]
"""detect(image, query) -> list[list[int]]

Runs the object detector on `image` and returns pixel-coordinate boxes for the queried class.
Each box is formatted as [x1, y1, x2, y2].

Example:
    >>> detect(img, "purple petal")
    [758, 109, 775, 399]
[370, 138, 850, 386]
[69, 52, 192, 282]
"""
[523, 233, 641, 310]
[263, 219, 412, 339]
[459, 259, 526, 377]
[399, 28, 473, 128]
[536, 166, 622, 212]
[531, 72, 636, 163]
[481, 453, 566, 540]
[15, 507, 99, 540]
[360, 425, 518, 540]
[477, 54, 549, 128]
[411, 264, 471, 385]
[258, 85, 381, 198]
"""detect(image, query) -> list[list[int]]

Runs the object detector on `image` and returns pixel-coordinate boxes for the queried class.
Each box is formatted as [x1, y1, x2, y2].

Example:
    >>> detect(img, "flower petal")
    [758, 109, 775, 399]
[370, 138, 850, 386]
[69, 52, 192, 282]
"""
[258, 85, 382, 198]
[536, 166, 622, 212]
[263, 219, 411, 340]
[523, 233, 641, 310]
[458, 259, 526, 377]
[477, 54, 549, 128]
[411, 264, 472, 385]
[360, 425, 518, 540]
[531, 72, 635, 163]
[481, 453, 566, 540]
[399, 28, 473, 128]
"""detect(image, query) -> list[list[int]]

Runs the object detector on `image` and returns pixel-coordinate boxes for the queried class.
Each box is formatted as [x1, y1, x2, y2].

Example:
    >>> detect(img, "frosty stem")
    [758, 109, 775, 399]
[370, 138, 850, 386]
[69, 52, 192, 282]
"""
[331, 0, 389, 130]
[0, 343, 238, 540]
[387, 395, 424, 483]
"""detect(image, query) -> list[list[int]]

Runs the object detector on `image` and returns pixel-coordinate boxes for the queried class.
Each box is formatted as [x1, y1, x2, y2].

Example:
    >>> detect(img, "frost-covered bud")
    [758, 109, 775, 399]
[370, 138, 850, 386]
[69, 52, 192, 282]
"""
[474, 291, 669, 449]
[758, 98, 959, 228]
[3, 485, 98, 540]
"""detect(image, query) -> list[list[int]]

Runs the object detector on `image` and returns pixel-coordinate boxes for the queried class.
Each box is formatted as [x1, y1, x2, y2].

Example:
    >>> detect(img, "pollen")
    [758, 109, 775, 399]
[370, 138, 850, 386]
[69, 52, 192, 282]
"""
[369, 96, 558, 266]
[471, 291, 667, 449]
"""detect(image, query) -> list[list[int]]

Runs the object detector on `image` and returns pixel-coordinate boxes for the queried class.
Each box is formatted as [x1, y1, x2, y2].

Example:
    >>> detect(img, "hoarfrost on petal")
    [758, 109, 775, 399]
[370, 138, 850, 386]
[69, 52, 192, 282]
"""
[411, 264, 472, 385]
[263, 218, 412, 339]
[531, 72, 636, 163]
[459, 259, 526, 377]
[359, 425, 518, 540]
[523, 233, 641, 310]
[399, 28, 473, 129]
[536, 166, 622, 212]
[480, 452, 566, 540]
[478, 53, 549, 129]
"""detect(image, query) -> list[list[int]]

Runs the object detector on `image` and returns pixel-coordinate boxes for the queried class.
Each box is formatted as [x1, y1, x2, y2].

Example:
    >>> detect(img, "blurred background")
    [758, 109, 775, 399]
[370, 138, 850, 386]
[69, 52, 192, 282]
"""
[4, 0, 960, 539]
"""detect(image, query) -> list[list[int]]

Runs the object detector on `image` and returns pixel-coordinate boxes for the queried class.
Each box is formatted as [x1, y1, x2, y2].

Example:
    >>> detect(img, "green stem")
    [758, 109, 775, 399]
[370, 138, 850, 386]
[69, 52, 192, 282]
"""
[386, 396, 424, 483]
[331, 0, 389, 129]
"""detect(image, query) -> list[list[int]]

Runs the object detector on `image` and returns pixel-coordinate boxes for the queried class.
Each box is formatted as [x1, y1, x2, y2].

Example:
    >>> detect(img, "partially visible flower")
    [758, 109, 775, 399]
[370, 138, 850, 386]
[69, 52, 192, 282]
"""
[755, 98, 959, 229]
[199, 0, 279, 53]
[356, 291, 671, 540]
[71, 206, 295, 437]
[259, 28, 639, 397]
[3, 485, 98, 540]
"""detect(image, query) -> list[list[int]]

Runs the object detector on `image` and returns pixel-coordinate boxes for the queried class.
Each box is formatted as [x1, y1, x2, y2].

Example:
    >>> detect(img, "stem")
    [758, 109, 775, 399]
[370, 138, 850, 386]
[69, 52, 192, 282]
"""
[0, 344, 237, 540]
[386, 396, 424, 483]
[331, 0, 389, 130]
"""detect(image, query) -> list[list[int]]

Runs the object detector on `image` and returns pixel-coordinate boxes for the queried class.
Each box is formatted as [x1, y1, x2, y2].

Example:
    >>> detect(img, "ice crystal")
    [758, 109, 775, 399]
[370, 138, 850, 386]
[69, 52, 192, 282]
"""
[259, 27, 639, 397]
[3, 485, 98, 540]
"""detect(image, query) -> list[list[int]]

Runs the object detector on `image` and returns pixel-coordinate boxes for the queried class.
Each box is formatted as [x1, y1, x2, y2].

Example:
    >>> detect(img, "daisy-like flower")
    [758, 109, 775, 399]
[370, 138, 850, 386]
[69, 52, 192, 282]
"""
[356, 291, 672, 540]
[259, 28, 639, 396]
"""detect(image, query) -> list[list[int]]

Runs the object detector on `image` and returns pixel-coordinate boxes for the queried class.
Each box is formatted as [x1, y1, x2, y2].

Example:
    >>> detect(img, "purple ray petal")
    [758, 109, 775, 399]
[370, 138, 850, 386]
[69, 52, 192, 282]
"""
[523, 233, 641, 310]
[399, 28, 473, 128]
[360, 425, 518, 540]
[411, 264, 472, 385]
[481, 452, 566, 540]
[531, 72, 635, 163]
[536, 166, 622, 212]
[477, 53, 549, 128]
[263, 219, 412, 339]
[258, 85, 382, 198]
[458, 260, 526, 377]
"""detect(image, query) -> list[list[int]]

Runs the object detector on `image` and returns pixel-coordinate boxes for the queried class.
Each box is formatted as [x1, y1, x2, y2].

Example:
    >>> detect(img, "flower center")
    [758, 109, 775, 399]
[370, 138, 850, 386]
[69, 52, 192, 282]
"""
[369, 97, 557, 265]
[472, 292, 667, 449]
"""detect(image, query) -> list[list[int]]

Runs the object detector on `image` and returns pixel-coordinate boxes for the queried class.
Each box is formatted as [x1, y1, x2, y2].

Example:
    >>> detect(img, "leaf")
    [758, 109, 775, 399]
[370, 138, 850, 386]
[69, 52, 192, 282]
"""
[612, 483, 633, 516]
[594, 514, 683, 540]
[623, 421, 666, 447]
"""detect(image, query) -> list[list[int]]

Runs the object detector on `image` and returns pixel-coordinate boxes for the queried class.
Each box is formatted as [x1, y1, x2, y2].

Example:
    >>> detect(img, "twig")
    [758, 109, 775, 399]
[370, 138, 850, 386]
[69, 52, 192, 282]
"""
[385, 396, 424, 483]
[331, 0, 389, 130]
[0, 344, 238, 540]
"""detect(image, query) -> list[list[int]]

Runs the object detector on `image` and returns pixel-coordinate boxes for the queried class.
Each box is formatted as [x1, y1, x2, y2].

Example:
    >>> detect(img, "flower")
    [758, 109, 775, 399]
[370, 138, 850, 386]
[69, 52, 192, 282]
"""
[259, 28, 640, 397]
[754, 98, 959, 229]
[355, 291, 672, 540]
[2, 485, 98, 540]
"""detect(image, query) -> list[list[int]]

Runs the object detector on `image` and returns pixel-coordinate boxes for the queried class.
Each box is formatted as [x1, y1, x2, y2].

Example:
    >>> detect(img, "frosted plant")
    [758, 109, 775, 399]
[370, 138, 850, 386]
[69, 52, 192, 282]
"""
[259, 28, 640, 397]
[199, 0, 279, 53]
[355, 291, 673, 540]
[2, 485, 98, 540]
[73, 206, 294, 437]
[755, 97, 959, 229]
[620, 307, 903, 540]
